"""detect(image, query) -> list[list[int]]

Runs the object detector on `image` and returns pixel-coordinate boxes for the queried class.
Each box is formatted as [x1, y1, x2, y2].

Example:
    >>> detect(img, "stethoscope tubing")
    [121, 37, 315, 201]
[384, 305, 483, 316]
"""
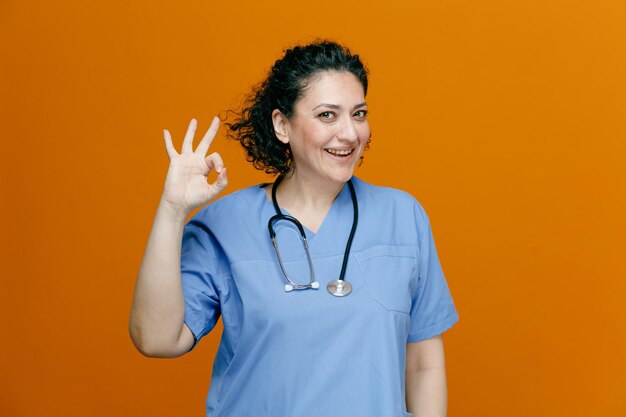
[268, 214, 316, 289]
[339, 180, 358, 282]
[268, 175, 358, 291]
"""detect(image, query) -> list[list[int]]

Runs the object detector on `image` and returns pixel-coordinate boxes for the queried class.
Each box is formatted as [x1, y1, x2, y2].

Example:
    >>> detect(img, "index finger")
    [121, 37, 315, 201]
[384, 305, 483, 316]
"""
[194, 116, 220, 156]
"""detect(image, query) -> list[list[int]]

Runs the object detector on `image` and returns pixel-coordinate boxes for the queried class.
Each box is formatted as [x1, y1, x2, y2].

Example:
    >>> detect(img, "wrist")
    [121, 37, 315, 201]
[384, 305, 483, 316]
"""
[158, 195, 192, 224]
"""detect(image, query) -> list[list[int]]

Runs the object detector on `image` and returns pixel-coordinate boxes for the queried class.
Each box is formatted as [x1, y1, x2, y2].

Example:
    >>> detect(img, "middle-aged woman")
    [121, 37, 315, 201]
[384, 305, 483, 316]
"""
[129, 41, 458, 417]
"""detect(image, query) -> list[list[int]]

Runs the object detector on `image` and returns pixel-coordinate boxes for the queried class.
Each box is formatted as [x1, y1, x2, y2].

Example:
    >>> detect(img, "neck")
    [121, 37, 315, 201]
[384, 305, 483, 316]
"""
[277, 170, 346, 212]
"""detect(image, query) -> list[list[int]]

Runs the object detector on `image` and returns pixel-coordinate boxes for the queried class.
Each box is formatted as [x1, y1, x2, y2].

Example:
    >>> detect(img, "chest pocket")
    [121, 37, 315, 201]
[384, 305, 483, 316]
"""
[355, 245, 418, 314]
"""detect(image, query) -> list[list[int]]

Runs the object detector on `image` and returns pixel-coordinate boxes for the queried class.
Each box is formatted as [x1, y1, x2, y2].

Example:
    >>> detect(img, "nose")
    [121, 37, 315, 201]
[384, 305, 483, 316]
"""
[337, 115, 359, 142]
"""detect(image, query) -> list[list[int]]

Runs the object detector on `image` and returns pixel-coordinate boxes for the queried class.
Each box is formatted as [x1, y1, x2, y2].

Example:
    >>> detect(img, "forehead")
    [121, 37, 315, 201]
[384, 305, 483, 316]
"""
[296, 71, 365, 107]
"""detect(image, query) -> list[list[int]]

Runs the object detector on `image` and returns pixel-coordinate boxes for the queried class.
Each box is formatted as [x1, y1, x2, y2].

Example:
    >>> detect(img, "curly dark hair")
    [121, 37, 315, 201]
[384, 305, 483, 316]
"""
[226, 40, 369, 175]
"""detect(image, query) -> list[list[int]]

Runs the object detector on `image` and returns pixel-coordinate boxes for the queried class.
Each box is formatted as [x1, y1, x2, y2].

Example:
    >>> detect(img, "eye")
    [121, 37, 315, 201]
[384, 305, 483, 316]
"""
[318, 111, 336, 120]
[353, 109, 368, 119]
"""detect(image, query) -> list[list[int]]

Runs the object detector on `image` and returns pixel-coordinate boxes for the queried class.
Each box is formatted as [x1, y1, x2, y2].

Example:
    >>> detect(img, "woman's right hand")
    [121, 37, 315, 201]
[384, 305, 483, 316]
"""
[161, 117, 228, 214]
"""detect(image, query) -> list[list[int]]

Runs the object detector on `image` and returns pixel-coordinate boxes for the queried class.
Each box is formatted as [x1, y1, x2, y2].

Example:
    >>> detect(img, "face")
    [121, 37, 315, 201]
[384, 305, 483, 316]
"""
[272, 71, 370, 185]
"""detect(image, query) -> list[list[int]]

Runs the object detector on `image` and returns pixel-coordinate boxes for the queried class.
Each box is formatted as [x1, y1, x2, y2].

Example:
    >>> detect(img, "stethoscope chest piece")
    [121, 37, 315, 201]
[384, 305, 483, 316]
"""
[269, 175, 358, 298]
[327, 279, 352, 297]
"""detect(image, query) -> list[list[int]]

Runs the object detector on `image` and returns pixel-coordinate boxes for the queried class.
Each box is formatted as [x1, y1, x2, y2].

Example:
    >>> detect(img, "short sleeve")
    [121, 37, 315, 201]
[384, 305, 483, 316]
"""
[180, 221, 222, 350]
[407, 205, 459, 343]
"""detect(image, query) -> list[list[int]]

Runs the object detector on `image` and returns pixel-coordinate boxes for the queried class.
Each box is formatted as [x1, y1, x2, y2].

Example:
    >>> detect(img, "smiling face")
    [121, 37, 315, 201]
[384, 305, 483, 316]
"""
[272, 70, 371, 186]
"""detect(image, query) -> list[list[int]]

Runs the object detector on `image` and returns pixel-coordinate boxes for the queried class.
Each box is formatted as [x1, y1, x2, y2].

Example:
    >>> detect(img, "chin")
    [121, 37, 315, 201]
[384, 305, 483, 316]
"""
[327, 169, 356, 184]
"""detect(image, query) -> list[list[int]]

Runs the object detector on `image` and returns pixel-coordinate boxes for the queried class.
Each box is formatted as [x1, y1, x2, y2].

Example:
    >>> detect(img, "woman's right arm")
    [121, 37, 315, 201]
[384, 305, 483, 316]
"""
[129, 117, 227, 358]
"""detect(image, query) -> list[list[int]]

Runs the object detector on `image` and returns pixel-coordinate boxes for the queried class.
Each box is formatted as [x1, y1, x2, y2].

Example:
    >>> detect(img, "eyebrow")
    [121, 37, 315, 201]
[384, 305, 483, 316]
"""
[312, 102, 367, 111]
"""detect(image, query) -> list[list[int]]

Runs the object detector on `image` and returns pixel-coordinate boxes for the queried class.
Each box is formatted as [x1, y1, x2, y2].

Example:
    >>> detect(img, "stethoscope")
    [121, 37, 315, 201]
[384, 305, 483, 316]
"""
[267, 174, 358, 297]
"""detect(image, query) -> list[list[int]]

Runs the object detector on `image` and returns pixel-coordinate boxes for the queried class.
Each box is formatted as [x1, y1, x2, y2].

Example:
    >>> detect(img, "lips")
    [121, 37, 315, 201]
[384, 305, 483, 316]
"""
[325, 148, 354, 157]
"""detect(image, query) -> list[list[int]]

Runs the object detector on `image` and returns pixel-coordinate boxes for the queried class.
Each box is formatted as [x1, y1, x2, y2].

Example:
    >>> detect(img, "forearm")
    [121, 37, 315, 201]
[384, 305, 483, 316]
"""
[405, 365, 448, 417]
[129, 196, 190, 356]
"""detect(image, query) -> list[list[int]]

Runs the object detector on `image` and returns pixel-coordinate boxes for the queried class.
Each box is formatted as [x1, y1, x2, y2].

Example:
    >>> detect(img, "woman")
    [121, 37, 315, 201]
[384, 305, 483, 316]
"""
[129, 41, 458, 417]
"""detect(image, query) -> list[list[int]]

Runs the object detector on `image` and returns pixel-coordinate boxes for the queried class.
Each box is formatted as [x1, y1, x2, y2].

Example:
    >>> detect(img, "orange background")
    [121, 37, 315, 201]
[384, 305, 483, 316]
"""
[2, 1, 625, 416]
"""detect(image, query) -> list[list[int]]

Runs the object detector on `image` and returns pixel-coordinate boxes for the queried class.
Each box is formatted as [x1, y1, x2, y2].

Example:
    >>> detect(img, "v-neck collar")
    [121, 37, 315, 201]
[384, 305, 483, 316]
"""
[260, 180, 351, 244]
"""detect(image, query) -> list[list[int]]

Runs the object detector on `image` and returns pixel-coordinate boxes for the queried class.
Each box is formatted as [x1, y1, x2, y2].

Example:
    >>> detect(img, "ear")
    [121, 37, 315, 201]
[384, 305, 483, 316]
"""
[272, 109, 290, 144]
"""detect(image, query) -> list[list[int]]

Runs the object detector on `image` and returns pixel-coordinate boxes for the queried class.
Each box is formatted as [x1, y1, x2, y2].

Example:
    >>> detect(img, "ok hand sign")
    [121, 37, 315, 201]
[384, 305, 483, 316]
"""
[161, 117, 228, 214]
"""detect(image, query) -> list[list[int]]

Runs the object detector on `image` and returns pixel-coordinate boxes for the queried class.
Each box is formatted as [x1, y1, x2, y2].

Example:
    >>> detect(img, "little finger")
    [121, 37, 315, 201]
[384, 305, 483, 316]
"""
[163, 129, 177, 159]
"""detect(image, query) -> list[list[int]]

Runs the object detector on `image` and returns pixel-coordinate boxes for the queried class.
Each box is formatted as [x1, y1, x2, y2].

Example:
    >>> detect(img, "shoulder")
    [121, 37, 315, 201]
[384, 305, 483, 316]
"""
[351, 177, 433, 249]
[353, 178, 430, 240]
[352, 177, 429, 221]
[352, 176, 416, 201]
[187, 183, 266, 228]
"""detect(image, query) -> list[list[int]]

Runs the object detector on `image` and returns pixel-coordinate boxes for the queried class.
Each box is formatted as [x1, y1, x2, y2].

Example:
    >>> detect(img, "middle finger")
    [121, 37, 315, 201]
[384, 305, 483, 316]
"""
[195, 116, 220, 156]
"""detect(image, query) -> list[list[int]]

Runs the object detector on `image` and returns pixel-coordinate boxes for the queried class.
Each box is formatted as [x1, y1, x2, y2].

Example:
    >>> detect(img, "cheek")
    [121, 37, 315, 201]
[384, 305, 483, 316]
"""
[304, 127, 330, 147]
[358, 123, 371, 142]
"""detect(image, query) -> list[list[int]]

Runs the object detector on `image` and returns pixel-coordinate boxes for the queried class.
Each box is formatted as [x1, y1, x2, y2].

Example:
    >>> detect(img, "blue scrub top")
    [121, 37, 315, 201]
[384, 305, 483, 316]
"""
[181, 177, 458, 417]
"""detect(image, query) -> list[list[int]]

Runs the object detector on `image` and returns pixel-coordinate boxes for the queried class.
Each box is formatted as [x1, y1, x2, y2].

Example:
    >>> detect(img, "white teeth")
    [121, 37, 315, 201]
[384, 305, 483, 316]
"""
[326, 148, 353, 156]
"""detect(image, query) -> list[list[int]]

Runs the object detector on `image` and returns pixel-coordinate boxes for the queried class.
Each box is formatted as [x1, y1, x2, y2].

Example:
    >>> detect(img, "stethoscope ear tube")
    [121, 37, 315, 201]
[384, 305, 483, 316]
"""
[268, 175, 358, 296]
[269, 213, 317, 291]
